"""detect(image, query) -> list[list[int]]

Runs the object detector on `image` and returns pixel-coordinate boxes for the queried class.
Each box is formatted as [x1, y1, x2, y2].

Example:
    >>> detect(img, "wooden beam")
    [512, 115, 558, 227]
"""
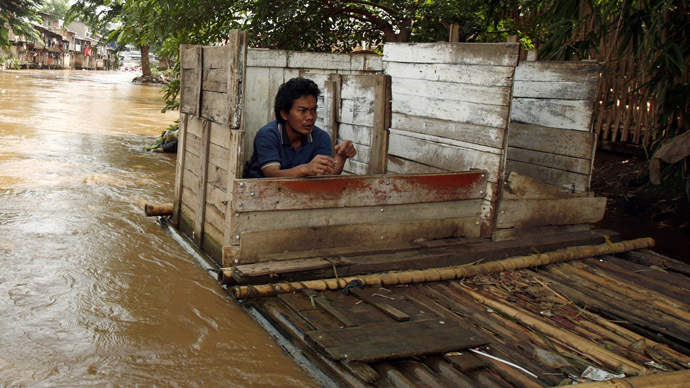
[368, 74, 391, 174]
[172, 113, 190, 227]
[195, 46, 202, 117]
[237, 217, 481, 263]
[233, 172, 487, 213]
[496, 197, 607, 228]
[226, 30, 247, 129]
[194, 119, 211, 245]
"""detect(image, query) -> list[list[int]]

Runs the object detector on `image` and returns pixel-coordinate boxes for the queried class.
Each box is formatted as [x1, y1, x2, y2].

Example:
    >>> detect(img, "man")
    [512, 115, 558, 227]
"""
[243, 77, 356, 178]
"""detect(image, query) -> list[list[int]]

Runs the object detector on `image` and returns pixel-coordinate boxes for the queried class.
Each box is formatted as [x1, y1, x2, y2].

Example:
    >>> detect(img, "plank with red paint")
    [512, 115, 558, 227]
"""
[233, 172, 488, 212]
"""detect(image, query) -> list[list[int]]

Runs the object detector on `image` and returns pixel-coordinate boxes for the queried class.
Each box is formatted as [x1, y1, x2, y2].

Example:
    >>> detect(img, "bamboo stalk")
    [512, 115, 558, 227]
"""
[232, 238, 655, 299]
[144, 203, 174, 216]
[569, 261, 690, 321]
[567, 369, 690, 388]
[456, 285, 647, 376]
[217, 268, 234, 285]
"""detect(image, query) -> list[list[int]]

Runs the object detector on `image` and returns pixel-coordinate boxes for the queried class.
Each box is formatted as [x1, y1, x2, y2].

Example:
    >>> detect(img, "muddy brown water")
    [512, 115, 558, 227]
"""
[0, 70, 316, 387]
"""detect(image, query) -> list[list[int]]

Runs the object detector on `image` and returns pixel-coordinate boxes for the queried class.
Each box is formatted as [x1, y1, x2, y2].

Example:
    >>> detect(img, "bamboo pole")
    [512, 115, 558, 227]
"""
[144, 203, 174, 216]
[217, 268, 234, 285]
[232, 238, 655, 299]
[564, 369, 690, 388]
[456, 285, 647, 376]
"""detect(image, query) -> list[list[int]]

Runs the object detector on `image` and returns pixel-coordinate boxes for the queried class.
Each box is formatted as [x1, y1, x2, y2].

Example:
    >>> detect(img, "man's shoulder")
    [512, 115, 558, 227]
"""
[255, 121, 281, 142]
[311, 126, 331, 143]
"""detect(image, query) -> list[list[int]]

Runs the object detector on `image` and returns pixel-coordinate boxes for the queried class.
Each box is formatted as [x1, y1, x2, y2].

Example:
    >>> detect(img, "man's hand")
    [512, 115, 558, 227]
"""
[304, 154, 336, 176]
[334, 141, 357, 159]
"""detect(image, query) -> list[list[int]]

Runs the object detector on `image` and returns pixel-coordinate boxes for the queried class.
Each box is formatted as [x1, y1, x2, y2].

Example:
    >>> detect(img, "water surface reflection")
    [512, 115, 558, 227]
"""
[0, 70, 315, 387]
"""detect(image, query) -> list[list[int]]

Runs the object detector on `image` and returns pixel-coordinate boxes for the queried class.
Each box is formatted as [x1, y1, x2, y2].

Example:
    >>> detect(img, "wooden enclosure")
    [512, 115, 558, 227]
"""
[172, 31, 606, 267]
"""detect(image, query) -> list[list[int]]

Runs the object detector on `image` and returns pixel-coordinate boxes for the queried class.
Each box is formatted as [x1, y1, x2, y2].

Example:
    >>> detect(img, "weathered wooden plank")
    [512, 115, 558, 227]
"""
[201, 68, 227, 93]
[185, 132, 201, 157]
[502, 172, 593, 200]
[233, 172, 487, 212]
[514, 61, 599, 83]
[209, 121, 232, 149]
[200, 90, 230, 125]
[232, 200, 483, 236]
[207, 142, 230, 174]
[383, 61, 514, 87]
[193, 120, 211, 245]
[172, 113, 190, 226]
[510, 98, 593, 131]
[391, 113, 505, 150]
[391, 128, 503, 155]
[338, 123, 373, 147]
[492, 224, 591, 241]
[180, 45, 199, 69]
[234, 256, 352, 279]
[507, 147, 591, 174]
[339, 98, 375, 127]
[508, 123, 595, 159]
[391, 77, 511, 107]
[349, 53, 383, 72]
[388, 132, 501, 182]
[222, 129, 244, 246]
[495, 197, 607, 228]
[247, 48, 288, 67]
[513, 80, 596, 100]
[505, 160, 590, 193]
[237, 217, 481, 262]
[387, 156, 447, 175]
[206, 161, 228, 193]
[243, 66, 271, 163]
[202, 45, 231, 69]
[305, 319, 489, 362]
[369, 74, 390, 174]
[205, 184, 227, 223]
[287, 51, 353, 70]
[340, 75, 377, 101]
[349, 288, 410, 322]
[343, 159, 368, 175]
[383, 42, 519, 67]
[392, 92, 509, 129]
[323, 75, 340, 148]
[226, 30, 247, 129]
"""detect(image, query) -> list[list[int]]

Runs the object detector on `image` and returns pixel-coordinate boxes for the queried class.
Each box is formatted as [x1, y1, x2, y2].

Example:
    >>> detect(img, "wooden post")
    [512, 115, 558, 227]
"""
[368, 74, 391, 174]
[194, 119, 211, 245]
[449, 24, 461, 42]
[324, 74, 341, 149]
[172, 112, 189, 227]
[194, 46, 203, 117]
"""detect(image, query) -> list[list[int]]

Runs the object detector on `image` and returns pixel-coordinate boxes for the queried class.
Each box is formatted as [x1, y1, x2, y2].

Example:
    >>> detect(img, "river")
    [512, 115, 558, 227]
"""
[0, 70, 316, 387]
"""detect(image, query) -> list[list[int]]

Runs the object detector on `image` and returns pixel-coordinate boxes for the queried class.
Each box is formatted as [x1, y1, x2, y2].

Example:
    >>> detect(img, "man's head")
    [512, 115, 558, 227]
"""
[274, 77, 320, 125]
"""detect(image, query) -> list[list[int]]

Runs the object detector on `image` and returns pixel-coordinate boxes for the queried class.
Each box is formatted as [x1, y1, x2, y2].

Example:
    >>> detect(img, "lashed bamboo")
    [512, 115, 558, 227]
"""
[232, 237, 654, 299]
[566, 261, 690, 322]
[566, 369, 690, 388]
[455, 285, 648, 376]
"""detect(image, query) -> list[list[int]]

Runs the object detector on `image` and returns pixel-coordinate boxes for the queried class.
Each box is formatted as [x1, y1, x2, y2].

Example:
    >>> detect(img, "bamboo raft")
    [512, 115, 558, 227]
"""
[227, 237, 690, 387]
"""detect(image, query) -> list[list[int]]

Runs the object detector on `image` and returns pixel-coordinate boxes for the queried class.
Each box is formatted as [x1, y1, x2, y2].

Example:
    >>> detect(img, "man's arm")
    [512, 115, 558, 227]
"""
[331, 140, 357, 175]
[262, 154, 336, 177]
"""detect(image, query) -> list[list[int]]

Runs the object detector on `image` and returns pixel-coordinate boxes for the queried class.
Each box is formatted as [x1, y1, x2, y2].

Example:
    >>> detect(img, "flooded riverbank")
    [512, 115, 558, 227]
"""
[0, 70, 315, 387]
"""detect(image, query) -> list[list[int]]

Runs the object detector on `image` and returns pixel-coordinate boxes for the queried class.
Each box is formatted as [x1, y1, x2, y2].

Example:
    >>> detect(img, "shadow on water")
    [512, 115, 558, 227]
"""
[0, 70, 316, 387]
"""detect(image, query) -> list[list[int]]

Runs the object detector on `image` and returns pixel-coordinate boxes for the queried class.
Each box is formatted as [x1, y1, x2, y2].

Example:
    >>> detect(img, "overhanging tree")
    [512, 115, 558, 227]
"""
[0, 0, 41, 47]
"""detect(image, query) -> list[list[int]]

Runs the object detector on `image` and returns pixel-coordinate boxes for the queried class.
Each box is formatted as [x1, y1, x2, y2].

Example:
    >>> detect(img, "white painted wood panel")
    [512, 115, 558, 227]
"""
[392, 92, 509, 129]
[390, 113, 504, 149]
[388, 131, 501, 182]
[513, 80, 596, 100]
[510, 98, 592, 131]
[384, 42, 519, 66]
[247, 49, 288, 67]
[338, 123, 373, 147]
[384, 61, 514, 87]
[391, 77, 511, 106]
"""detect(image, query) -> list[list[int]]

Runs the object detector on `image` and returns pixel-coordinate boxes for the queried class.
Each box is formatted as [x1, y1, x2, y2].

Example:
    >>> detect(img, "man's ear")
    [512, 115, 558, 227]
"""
[280, 110, 289, 121]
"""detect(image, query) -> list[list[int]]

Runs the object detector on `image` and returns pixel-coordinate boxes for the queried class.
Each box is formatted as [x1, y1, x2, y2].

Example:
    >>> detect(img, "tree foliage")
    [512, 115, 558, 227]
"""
[41, 0, 70, 19]
[0, 0, 41, 47]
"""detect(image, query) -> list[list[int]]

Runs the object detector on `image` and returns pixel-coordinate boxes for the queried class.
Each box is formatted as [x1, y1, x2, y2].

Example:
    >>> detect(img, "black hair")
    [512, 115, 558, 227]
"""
[274, 77, 320, 124]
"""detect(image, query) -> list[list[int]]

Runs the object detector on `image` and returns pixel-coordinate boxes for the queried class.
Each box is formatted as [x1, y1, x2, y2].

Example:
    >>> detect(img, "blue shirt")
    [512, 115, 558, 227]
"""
[243, 120, 333, 178]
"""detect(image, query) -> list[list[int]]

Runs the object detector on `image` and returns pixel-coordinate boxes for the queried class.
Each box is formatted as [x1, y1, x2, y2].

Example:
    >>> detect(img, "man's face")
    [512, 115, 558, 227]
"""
[281, 95, 317, 137]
